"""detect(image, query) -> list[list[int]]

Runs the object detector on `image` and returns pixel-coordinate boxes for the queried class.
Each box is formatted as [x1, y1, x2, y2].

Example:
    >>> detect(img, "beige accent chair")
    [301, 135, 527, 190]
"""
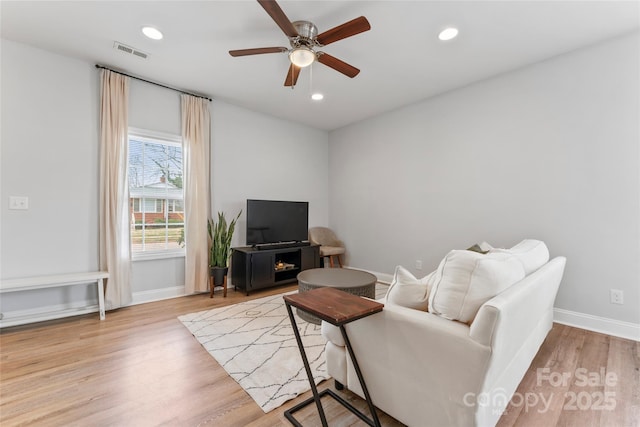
[308, 227, 346, 268]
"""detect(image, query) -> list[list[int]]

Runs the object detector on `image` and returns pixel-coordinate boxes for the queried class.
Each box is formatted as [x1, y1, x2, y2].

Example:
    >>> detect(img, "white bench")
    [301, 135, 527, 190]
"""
[0, 271, 109, 328]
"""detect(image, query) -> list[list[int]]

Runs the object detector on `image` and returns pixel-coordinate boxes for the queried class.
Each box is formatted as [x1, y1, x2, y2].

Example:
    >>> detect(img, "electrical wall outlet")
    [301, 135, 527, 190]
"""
[610, 289, 624, 305]
[415, 260, 423, 270]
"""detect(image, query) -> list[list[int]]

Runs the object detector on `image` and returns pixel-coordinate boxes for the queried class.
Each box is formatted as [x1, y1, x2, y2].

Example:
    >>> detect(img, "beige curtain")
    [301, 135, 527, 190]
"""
[99, 70, 132, 309]
[182, 95, 211, 294]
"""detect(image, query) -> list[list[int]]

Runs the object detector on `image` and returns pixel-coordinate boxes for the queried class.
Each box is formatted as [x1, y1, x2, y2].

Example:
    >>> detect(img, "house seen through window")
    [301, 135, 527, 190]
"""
[128, 129, 184, 255]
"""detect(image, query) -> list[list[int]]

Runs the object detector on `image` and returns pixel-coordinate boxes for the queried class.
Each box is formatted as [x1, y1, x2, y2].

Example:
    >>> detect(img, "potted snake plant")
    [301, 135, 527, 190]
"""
[208, 210, 241, 288]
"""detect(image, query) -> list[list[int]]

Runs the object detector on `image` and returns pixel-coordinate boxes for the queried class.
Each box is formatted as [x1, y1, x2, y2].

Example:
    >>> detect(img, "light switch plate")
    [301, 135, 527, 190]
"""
[9, 196, 29, 210]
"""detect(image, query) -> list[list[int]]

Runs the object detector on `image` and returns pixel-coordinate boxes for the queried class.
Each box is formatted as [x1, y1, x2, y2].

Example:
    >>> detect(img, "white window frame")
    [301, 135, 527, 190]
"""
[167, 199, 184, 213]
[133, 198, 161, 213]
[128, 127, 185, 261]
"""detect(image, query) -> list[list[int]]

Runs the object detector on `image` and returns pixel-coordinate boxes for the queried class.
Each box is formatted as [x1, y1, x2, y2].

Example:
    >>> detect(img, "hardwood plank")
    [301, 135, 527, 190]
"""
[555, 330, 609, 427]
[599, 336, 640, 427]
[1, 286, 638, 427]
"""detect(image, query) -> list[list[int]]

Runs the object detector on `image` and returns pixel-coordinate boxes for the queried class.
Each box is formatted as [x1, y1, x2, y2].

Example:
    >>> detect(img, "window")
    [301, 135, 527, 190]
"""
[132, 198, 161, 213]
[167, 199, 184, 213]
[128, 128, 184, 256]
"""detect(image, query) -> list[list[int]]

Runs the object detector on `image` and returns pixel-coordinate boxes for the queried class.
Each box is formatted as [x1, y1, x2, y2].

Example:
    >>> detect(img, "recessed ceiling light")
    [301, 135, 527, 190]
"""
[438, 27, 458, 41]
[311, 93, 324, 101]
[142, 26, 163, 40]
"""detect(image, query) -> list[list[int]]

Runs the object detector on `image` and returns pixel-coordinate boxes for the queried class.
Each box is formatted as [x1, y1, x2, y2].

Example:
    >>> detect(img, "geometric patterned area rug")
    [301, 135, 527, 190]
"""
[178, 291, 329, 413]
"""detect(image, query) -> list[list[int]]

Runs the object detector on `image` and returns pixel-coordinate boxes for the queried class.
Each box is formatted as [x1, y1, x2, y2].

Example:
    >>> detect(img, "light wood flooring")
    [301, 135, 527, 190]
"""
[1, 284, 638, 426]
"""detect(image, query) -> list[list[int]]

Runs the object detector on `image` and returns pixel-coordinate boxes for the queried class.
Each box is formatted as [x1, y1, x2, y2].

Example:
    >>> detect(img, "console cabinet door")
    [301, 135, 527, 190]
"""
[250, 252, 275, 289]
[300, 245, 320, 270]
[230, 249, 248, 291]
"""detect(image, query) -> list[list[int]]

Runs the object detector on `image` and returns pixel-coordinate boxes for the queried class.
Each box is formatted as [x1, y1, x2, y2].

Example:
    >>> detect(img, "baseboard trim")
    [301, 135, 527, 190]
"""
[0, 301, 99, 328]
[372, 272, 393, 285]
[553, 308, 640, 342]
[1, 286, 202, 327]
[130, 286, 186, 306]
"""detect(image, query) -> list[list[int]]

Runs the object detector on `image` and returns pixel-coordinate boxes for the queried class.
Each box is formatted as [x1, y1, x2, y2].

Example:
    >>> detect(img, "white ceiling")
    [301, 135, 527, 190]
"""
[2, 1, 638, 131]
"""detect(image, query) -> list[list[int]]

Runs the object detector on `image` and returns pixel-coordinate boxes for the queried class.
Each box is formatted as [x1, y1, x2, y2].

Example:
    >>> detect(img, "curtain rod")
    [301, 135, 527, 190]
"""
[95, 65, 212, 102]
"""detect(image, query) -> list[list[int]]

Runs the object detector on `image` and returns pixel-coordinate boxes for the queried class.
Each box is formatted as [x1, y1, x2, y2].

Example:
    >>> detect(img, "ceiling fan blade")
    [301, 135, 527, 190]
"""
[229, 47, 287, 57]
[316, 16, 371, 46]
[284, 64, 301, 87]
[317, 53, 360, 78]
[257, 0, 299, 38]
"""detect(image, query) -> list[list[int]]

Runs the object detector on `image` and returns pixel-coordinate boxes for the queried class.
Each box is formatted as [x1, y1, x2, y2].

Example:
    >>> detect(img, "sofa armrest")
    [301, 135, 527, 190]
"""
[321, 320, 345, 347]
[470, 256, 566, 347]
[470, 256, 566, 408]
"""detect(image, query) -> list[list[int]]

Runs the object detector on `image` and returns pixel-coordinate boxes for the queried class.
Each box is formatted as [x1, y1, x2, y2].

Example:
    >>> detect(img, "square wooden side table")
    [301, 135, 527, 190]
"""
[283, 287, 383, 427]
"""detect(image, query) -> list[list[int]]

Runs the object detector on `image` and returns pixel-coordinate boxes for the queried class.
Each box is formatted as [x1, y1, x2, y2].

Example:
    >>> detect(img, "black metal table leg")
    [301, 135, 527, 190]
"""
[340, 326, 382, 427]
[284, 302, 328, 427]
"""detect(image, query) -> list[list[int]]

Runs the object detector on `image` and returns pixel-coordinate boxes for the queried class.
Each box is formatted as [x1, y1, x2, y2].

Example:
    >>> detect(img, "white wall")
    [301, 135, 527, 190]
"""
[211, 100, 329, 250]
[329, 33, 639, 328]
[1, 39, 329, 317]
[1, 39, 100, 312]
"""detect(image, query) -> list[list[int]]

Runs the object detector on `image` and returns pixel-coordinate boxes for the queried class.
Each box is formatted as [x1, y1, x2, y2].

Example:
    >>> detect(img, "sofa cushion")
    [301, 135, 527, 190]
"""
[490, 239, 549, 275]
[385, 265, 432, 311]
[428, 250, 525, 324]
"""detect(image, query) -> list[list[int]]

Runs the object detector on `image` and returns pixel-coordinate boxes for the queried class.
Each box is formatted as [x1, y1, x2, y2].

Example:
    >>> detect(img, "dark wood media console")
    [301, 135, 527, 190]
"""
[231, 244, 320, 295]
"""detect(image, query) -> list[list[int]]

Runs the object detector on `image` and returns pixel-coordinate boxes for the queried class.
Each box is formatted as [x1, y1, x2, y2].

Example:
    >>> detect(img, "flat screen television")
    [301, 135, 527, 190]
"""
[246, 199, 309, 246]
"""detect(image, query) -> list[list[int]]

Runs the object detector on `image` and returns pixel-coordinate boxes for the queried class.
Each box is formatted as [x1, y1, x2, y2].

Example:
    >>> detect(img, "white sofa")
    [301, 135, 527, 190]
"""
[322, 240, 566, 427]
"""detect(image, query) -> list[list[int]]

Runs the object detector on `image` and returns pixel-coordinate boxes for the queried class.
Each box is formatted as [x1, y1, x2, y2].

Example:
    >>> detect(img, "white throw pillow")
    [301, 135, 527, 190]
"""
[385, 265, 432, 311]
[490, 239, 549, 275]
[428, 250, 525, 324]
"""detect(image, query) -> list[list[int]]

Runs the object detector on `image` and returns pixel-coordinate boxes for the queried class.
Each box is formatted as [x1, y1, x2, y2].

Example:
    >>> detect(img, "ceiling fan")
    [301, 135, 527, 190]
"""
[229, 0, 371, 88]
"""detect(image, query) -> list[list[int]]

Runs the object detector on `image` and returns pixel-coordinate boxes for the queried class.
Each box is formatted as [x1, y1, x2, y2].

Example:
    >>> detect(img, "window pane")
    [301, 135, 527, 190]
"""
[128, 131, 184, 253]
[143, 198, 157, 213]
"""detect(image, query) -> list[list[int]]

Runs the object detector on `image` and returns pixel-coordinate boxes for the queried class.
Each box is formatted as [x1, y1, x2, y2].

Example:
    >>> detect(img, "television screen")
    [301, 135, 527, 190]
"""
[246, 199, 309, 245]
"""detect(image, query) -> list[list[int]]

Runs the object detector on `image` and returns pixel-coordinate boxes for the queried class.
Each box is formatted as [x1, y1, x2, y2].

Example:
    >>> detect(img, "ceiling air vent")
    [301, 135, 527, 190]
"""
[113, 42, 148, 59]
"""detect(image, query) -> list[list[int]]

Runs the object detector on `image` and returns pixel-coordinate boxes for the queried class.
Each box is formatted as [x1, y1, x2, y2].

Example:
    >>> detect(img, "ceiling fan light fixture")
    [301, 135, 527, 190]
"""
[311, 93, 324, 101]
[438, 27, 459, 41]
[289, 47, 316, 67]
